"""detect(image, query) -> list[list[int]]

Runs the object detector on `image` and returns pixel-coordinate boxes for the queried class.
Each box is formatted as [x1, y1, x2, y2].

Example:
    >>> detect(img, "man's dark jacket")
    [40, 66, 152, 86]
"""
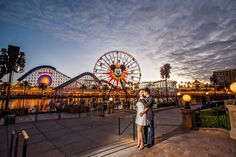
[141, 96, 154, 120]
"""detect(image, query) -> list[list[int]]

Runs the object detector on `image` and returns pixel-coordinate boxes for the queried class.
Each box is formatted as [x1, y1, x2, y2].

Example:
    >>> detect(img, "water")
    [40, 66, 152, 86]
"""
[0, 97, 103, 111]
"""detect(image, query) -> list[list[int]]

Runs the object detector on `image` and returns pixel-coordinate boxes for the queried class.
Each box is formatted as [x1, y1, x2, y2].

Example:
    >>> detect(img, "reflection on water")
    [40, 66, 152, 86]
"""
[0, 98, 103, 112]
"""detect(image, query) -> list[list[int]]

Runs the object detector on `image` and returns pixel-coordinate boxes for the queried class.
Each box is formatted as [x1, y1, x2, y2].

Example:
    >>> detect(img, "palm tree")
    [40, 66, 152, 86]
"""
[38, 83, 48, 111]
[79, 84, 87, 99]
[20, 81, 31, 108]
[187, 82, 191, 88]
[0, 82, 8, 109]
[22, 81, 31, 95]
[160, 64, 171, 104]
[38, 83, 47, 95]
[210, 74, 217, 96]
[0, 82, 8, 96]
[204, 83, 209, 91]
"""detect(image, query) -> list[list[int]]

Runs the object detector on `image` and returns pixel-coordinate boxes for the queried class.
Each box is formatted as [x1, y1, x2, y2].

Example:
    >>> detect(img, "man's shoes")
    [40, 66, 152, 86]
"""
[147, 144, 153, 148]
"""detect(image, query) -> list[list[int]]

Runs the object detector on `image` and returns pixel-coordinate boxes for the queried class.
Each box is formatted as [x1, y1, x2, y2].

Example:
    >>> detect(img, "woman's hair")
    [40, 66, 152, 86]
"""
[136, 89, 143, 100]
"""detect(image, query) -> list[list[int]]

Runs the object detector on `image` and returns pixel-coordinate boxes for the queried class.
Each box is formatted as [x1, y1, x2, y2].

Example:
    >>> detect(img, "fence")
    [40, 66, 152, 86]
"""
[193, 108, 231, 130]
[118, 114, 136, 141]
[0, 105, 116, 125]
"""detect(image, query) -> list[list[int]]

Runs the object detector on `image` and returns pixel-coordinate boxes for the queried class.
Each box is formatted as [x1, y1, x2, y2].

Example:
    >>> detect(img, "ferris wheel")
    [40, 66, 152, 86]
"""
[93, 51, 141, 88]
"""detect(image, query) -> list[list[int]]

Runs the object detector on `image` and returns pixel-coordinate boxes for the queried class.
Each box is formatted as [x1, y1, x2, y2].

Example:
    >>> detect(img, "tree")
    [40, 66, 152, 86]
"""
[160, 64, 171, 103]
[204, 83, 209, 91]
[38, 83, 47, 96]
[19, 81, 31, 108]
[210, 74, 217, 95]
[0, 82, 8, 109]
[0, 82, 8, 96]
[79, 84, 87, 98]
[20, 81, 31, 95]
[92, 84, 97, 100]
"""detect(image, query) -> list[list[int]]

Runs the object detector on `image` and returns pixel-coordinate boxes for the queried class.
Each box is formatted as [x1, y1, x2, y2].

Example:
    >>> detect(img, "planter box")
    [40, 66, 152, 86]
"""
[226, 105, 236, 140]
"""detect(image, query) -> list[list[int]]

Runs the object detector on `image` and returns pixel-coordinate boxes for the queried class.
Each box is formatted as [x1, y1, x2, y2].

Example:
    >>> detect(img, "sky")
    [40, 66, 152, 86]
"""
[0, 0, 236, 83]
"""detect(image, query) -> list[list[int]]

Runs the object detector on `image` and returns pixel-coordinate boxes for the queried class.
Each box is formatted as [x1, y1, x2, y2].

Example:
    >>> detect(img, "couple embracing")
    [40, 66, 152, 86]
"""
[135, 87, 155, 150]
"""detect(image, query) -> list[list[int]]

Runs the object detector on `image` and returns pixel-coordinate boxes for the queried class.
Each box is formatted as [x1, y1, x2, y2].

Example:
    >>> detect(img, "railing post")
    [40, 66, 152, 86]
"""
[22, 140, 28, 157]
[216, 108, 220, 128]
[79, 105, 81, 118]
[132, 115, 136, 141]
[14, 134, 19, 157]
[58, 108, 61, 120]
[22, 130, 29, 157]
[118, 117, 121, 136]
[87, 106, 90, 117]
[9, 131, 15, 157]
[201, 111, 205, 127]
[35, 111, 38, 122]
[93, 107, 96, 117]
[102, 105, 105, 117]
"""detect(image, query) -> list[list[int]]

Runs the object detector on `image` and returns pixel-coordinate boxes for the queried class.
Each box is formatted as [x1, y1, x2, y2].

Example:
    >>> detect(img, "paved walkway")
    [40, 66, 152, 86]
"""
[0, 107, 182, 157]
[129, 129, 236, 157]
[2, 107, 235, 157]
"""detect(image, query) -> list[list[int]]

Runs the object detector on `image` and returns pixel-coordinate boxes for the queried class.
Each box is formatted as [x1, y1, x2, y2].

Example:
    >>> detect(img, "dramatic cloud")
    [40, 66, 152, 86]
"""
[0, 0, 236, 81]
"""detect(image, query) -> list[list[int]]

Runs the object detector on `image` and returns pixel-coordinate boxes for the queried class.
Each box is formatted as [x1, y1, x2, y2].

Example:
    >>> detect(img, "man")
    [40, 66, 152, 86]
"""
[140, 87, 154, 148]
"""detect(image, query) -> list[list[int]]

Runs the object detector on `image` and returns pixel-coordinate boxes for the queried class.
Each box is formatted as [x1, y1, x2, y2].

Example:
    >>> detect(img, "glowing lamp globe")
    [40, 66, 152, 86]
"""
[109, 97, 113, 101]
[182, 94, 191, 102]
[230, 82, 236, 93]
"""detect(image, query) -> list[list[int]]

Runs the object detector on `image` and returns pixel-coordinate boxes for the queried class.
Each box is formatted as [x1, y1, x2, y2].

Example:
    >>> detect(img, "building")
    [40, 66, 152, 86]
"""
[139, 80, 177, 96]
[213, 69, 236, 85]
[178, 80, 210, 91]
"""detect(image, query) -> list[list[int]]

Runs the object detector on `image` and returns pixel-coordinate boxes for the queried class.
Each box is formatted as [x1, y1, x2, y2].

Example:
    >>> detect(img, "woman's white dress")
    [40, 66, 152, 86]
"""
[135, 101, 147, 126]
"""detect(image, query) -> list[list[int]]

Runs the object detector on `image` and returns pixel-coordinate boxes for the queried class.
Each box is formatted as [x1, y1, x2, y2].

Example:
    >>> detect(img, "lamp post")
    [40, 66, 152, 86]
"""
[181, 94, 193, 129]
[108, 97, 113, 114]
[0, 45, 26, 111]
[176, 92, 181, 106]
[182, 94, 191, 109]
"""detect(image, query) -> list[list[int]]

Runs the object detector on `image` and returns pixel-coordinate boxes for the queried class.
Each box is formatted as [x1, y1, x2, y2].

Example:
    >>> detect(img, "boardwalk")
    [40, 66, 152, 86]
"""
[0, 107, 182, 157]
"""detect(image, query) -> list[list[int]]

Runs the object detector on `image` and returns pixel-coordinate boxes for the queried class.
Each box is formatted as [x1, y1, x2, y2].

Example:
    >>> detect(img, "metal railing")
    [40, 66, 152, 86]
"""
[118, 114, 136, 141]
[9, 130, 29, 157]
[0, 105, 111, 125]
[193, 108, 230, 130]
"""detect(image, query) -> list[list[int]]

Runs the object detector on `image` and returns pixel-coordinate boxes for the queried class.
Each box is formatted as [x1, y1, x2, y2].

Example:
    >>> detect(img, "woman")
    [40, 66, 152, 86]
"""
[135, 90, 147, 150]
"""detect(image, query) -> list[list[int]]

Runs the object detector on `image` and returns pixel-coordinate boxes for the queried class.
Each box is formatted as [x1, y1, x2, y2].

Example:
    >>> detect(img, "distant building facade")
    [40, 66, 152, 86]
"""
[213, 69, 236, 85]
[139, 80, 177, 96]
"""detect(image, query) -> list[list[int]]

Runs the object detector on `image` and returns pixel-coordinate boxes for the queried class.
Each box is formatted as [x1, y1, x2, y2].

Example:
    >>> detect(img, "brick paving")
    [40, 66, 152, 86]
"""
[0, 107, 182, 157]
[129, 129, 236, 157]
[5, 107, 234, 157]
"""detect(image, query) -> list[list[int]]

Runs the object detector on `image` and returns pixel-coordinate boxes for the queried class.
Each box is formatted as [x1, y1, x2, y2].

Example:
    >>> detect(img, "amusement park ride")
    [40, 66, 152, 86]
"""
[94, 51, 141, 87]
[94, 51, 141, 99]
[11, 50, 141, 101]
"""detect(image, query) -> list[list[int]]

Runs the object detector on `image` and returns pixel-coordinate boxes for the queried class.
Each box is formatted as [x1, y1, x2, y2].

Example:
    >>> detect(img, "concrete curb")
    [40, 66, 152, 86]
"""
[154, 105, 179, 112]
[198, 128, 229, 135]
